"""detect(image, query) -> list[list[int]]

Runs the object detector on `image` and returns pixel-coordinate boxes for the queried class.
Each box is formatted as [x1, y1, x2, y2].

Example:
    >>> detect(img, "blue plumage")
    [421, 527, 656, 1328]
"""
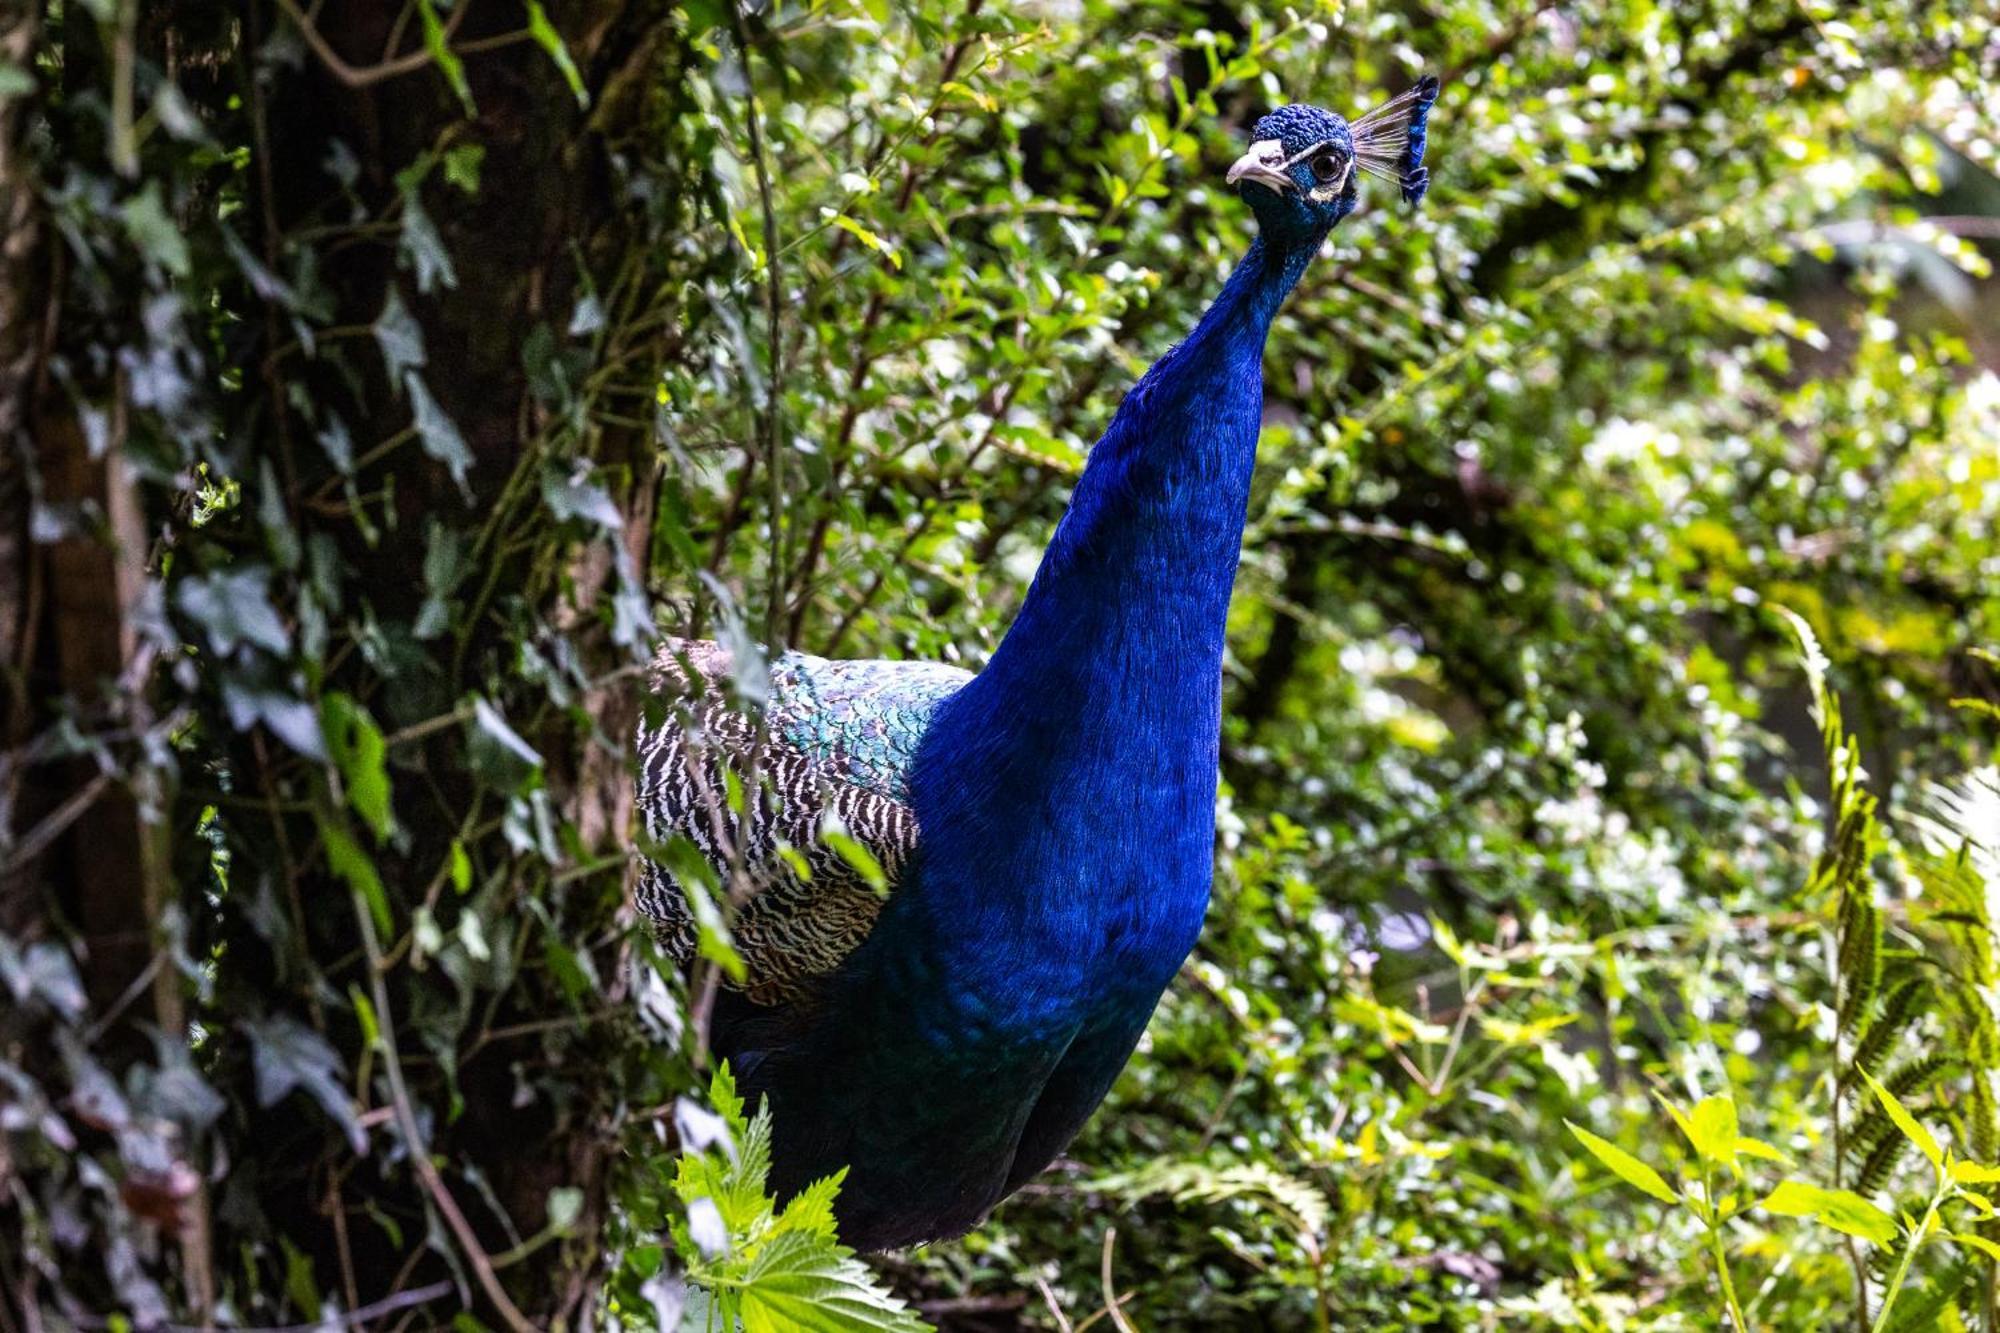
[641, 84, 1440, 1252]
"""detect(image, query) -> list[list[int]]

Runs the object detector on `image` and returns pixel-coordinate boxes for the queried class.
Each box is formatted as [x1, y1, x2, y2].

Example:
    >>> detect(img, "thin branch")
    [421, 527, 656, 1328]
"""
[1, 770, 111, 874]
[725, 1, 789, 651]
[274, 0, 474, 89]
[349, 887, 536, 1333]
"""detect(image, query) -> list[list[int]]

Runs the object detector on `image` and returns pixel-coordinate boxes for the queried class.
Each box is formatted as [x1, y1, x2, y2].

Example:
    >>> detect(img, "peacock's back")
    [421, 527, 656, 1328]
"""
[635, 639, 970, 1005]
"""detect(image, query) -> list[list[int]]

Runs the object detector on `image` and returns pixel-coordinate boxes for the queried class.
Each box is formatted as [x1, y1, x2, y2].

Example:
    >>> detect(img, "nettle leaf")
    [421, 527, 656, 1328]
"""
[321, 693, 393, 841]
[245, 1015, 366, 1155]
[735, 1229, 929, 1333]
[1687, 1095, 1741, 1166]
[1759, 1180, 1898, 1246]
[1565, 1121, 1680, 1204]
[1951, 1232, 2000, 1263]
[1861, 1068, 1944, 1171]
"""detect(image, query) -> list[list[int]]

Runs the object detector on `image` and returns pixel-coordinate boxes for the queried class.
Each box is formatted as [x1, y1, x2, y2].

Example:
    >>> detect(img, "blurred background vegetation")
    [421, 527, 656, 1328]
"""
[2, 0, 1997, 1329]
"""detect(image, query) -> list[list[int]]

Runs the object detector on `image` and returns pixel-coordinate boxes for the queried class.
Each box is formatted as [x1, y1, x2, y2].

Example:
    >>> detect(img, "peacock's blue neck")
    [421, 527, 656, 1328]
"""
[905, 228, 1324, 1032]
[978, 231, 1318, 697]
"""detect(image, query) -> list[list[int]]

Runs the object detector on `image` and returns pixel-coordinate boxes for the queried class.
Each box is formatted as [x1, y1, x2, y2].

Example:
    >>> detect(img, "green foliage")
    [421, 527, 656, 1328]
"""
[645, 1067, 927, 1333]
[7, 0, 2000, 1329]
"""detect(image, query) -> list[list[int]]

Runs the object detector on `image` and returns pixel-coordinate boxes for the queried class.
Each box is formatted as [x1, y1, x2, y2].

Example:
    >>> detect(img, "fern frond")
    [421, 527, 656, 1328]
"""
[1969, 1076, 1998, 1164]
[1882, 1053, 1960, 1102]
[1838, 896, 1883, 1035]
[1852, 1126, 1908, 1199]
[1849, 978, 1930, 1079]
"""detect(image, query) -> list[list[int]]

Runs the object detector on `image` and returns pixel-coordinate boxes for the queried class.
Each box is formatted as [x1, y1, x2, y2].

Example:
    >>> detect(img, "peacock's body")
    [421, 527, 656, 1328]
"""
[638, 80, 1440, 1253]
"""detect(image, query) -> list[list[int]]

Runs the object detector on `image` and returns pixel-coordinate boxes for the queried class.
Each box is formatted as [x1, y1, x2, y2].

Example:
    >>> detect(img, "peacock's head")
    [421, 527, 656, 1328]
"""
[1228, 78, 1440, 245]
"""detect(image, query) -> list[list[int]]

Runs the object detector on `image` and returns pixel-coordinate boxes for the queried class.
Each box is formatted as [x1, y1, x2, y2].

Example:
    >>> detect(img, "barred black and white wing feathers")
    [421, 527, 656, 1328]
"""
[634, 639, 969, 1005]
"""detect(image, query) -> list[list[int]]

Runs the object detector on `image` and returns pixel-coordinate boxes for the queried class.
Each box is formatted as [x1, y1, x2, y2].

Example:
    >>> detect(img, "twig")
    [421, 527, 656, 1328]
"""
[274, 0, 474, 89]
[349, 886, 537, 1333]
[1033, 1274, 1075, 1333]
[1098, 1227, 1139, 1333]
[723, 1, 789, 650]
[0, 770, 110, 873]
[68, 1282, 452, 1333]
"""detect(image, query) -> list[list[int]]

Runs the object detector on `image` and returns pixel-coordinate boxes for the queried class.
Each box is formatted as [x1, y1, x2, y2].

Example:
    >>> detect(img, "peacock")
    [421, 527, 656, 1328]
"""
[637, 79, 1441, 1253]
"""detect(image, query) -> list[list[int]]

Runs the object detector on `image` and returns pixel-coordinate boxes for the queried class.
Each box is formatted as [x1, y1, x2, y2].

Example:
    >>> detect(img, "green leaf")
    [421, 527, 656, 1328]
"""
[828, 215, 902, 269]
[1733, 1136, 1793, 1167]
[1950, 1232, 2000, 1263]
[1687, 1095, 1741, 1166]
[443, 143, 484, 194]
[417, 0, 475, 113]
[320, 813, 393, 940]
[546, 1186, 584, 1232]
[821, 820, 889, 895]
[1861, 1068, 1944, 1171]
[736, 1230, 930, 1333]
[1950, 1161, 2000, 1185]
[120, 182, 191, 276]
[524, 1, 587, 105]
[321, 693, 393, 841]
[1759, 1180, 1898, 1245]
[1565, 1122, 1681, 1204]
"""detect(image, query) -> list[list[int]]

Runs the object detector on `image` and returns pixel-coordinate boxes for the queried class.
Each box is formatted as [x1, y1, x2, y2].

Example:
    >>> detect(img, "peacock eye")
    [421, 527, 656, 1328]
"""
[1311, 152, 1343, 183]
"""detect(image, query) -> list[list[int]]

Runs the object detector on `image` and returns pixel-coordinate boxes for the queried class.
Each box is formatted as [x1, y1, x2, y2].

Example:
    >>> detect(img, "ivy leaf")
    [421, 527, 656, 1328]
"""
[1565, 1121, 1680, 1204]
[398, 184, 458, 292]
[245, 1015, 366, 1156]
[222, 683, 328, 761]
[541, 466, 623, 529]
[468, 697, 543, 793]
[374, 286, 427, 386]
[318, 809, 393, 940]
[177, 568, 290, 656]
[1860, 1068, 1944, 1172]
[120, 182, 191, 276]
[417, 0, 475, 114]
[525, 1, 587, 106]
[1759, 1180, 1897, 1246]
[735, 1229, 929, 1333]
[322, 693, 393, 841]
[404, 371, 474, 496]
[443, 143, 484, 194]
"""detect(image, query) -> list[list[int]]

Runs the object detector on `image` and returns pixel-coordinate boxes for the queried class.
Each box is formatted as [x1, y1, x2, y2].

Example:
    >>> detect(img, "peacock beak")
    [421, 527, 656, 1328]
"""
[1227, 140, 1295, 195]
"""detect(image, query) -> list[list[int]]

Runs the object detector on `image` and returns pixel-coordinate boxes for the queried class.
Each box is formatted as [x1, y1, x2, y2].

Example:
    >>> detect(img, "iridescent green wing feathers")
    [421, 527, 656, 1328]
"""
[634, 639, 968, 1005]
